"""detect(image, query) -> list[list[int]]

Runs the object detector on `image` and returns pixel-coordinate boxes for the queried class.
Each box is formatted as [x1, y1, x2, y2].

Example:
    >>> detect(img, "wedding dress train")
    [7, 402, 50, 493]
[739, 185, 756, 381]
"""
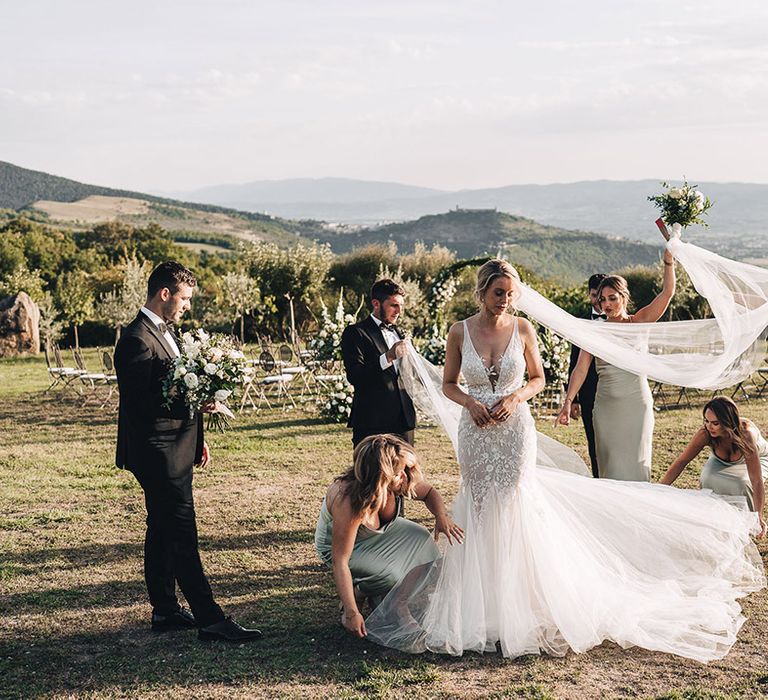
[364, 320, 765, 662]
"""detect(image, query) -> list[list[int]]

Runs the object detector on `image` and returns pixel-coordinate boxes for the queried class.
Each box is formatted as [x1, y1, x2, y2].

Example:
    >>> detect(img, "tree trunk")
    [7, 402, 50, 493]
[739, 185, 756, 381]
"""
[240, 314, 245, 344]
[73, 325, 80, 351]
[115, 326, 122, 346]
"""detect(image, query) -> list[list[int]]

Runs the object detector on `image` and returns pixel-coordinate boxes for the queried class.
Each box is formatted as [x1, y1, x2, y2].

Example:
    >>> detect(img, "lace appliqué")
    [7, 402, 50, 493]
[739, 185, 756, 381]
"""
[458, 320, 536, 515]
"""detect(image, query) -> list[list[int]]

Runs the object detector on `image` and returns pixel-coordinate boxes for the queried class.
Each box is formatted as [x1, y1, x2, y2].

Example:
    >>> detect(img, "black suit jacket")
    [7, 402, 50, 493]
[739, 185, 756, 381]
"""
[114, 313, 203, 478]
[340, 315, 416, 437]
[567, 312, 599, 409]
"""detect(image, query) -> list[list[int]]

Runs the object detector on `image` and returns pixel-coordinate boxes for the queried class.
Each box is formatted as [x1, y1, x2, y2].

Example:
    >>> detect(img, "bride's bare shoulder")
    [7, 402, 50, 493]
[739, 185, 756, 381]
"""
[449, 317, 474, 337]
[516, 316, 535, 335]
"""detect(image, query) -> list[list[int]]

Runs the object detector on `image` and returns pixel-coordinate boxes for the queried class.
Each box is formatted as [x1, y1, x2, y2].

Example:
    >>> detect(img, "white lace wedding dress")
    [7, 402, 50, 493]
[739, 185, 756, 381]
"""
[364, 319, 765, 662]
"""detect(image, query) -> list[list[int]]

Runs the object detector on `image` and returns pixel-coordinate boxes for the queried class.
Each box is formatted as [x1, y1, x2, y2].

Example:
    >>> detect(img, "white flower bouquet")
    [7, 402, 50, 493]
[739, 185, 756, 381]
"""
[648, 180, 712, 232]
[317, 378, 354, 424]
[162, 329, 253, 431]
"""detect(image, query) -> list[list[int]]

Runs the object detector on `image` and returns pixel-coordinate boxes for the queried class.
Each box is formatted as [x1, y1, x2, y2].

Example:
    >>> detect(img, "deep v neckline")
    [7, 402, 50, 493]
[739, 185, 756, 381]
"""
[464, 319, 517, 392]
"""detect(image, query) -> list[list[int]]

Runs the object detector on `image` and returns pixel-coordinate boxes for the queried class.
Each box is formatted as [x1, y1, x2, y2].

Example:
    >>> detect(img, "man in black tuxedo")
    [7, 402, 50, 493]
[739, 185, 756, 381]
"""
[566, 273, 607, 478]
[341, 279, 416, 446]
[115, 261, 261, 642]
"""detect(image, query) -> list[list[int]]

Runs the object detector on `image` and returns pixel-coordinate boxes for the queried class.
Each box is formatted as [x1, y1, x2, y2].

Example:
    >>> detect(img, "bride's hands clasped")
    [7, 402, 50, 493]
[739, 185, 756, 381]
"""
[466, 397, 495, 427]
[490, 391, 523, 422]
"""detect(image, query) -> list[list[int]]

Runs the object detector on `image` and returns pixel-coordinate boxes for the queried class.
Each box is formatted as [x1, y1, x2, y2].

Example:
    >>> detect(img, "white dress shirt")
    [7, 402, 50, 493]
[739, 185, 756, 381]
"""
[372, 315, 400, 372]
[141, 306, 180, 357]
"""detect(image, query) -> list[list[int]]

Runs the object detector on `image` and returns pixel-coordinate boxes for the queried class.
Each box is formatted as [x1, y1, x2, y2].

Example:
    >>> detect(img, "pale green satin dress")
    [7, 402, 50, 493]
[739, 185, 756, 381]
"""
[700, 422, 768, 511]
[315, 495, 439, 606]
[592, 358, 654, 481]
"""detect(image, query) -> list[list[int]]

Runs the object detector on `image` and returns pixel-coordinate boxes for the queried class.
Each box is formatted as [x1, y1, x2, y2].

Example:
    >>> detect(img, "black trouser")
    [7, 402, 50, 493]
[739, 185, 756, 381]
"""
[581, 402, 599, 479]
[133, 467, 224, 627]
[352, 429, 415, 448]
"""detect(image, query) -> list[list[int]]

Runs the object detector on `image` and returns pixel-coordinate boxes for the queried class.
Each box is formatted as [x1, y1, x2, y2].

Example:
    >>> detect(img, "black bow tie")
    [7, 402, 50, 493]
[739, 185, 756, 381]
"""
[380, 322, 397, 332]
[157, 322, 170, 334]
[591, 313, 607, 320]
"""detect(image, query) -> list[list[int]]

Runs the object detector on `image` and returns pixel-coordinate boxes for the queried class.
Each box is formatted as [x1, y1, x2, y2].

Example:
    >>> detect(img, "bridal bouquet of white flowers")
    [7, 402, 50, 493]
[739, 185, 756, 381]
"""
[648, 180, 713, 229]
[162, 329, 252, 431]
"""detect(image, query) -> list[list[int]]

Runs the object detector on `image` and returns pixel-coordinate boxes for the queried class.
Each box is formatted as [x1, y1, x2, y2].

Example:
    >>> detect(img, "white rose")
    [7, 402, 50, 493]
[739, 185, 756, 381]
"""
[319, 330, 328, 338]
[335, 382, 343, 390]
[204, 363, 218, 375]
[173, 365, 187, 380]
[346, 396, 352, 404]
[668, 187, 683, 200]
[210, 349, 223, 362]
[325, 402, 332, 409]
[184, 373, 199, 388]
[214, 389, 232, 402]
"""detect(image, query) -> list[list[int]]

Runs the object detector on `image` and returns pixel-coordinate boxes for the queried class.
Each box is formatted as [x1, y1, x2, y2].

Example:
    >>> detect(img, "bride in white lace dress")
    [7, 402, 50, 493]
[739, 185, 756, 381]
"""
[364, 259, 765, 662]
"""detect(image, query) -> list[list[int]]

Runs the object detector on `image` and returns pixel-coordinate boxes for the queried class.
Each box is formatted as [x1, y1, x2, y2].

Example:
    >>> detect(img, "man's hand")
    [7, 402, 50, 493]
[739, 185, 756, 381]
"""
[386, 340, 408, 363]
[570, 402, 581, 420]
[198, 441, 211, 468]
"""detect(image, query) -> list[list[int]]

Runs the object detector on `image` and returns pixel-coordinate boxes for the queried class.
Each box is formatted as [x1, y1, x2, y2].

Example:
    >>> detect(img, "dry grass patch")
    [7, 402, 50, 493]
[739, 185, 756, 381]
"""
[1, 354, 766, 698]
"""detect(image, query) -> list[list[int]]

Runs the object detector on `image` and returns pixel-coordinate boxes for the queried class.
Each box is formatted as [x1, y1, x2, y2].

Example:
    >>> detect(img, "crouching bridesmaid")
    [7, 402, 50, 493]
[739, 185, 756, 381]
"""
[661, 396, 766, 536]
[315, 434, 463, 638]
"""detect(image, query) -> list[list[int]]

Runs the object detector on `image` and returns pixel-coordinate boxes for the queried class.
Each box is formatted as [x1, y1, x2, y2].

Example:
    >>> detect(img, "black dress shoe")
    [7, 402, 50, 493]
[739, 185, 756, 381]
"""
[198, 616, 263, 642]
[151, 607, 197, 631]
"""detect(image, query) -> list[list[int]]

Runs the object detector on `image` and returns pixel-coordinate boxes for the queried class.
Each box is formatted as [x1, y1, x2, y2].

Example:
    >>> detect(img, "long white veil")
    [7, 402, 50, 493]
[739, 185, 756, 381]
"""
[399, 231, 768, 476]
[518, 235, 768, 390]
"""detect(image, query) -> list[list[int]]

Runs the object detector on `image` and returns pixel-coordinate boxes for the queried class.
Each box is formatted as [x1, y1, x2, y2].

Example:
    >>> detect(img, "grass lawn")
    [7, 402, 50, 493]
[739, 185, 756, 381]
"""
[1, 352, 767, 699]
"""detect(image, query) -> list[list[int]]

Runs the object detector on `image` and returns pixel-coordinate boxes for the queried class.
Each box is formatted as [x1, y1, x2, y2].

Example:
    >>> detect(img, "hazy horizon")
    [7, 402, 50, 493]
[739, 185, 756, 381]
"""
[2, 1, 767, 192]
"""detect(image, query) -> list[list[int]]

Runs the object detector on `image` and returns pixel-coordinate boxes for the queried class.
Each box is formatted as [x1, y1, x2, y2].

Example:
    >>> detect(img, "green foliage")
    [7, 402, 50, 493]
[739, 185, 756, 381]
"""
[243, 239, 333, 336]
[329, 243, 399, 302]
[0, 264, 46, 301]
[55, 270, 94, 348]
[95, 258, 150, 340]
[648, 180, 713, 228]
[149, 203, 188, 219]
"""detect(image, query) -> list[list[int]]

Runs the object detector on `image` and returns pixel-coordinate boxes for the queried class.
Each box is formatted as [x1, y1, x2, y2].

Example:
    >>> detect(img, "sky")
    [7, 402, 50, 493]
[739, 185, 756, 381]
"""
[1, 0, 767, 192]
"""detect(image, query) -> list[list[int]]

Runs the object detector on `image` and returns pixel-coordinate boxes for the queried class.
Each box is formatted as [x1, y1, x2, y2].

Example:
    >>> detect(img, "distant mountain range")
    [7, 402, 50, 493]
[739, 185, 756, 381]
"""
[171, 177, 768, 254]
[1, 161, 765, 279]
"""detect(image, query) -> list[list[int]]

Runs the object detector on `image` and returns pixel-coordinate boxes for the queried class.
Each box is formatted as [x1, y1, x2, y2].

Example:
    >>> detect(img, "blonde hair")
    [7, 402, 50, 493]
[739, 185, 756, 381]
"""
[475, 259, 520, 307]
[337, 434, 422, 516]
[596, 275, 631, 311]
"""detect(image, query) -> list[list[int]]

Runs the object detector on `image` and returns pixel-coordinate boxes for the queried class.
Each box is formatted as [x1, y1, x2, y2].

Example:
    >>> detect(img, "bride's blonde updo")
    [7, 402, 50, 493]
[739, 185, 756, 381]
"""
[475, 259, 521, 308]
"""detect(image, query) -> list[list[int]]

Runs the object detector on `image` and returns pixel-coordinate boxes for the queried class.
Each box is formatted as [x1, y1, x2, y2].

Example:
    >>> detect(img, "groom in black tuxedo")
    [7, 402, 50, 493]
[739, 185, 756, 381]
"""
[566, 273, 606, 478]
[115, 261, 261, 642]
[341, 278, 416, 446]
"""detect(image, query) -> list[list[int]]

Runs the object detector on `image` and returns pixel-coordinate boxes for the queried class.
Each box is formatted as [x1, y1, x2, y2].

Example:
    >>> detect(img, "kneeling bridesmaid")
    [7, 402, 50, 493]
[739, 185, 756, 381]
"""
[315, 434, 463, 638]
[661, 396, 767, 535]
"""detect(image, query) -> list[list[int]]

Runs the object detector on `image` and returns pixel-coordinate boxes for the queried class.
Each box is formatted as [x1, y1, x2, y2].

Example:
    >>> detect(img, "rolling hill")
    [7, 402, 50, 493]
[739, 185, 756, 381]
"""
[0, 161, 324, 247]
[0, 161, 678, 281]
[314, 209, 663, 284]
[173, 176, 768, 260]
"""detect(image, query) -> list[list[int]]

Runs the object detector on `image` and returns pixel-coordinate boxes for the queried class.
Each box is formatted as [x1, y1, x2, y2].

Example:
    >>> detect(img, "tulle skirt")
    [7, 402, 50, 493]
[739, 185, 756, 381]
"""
[364, 467, 765, 662]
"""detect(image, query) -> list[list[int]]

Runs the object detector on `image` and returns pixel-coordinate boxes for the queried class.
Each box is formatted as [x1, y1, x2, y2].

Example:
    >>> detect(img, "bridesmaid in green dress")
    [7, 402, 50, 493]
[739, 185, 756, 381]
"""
[558, 249, 676, 480]
[661, 396, 767, 535]
[315, 434, 463, 638]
